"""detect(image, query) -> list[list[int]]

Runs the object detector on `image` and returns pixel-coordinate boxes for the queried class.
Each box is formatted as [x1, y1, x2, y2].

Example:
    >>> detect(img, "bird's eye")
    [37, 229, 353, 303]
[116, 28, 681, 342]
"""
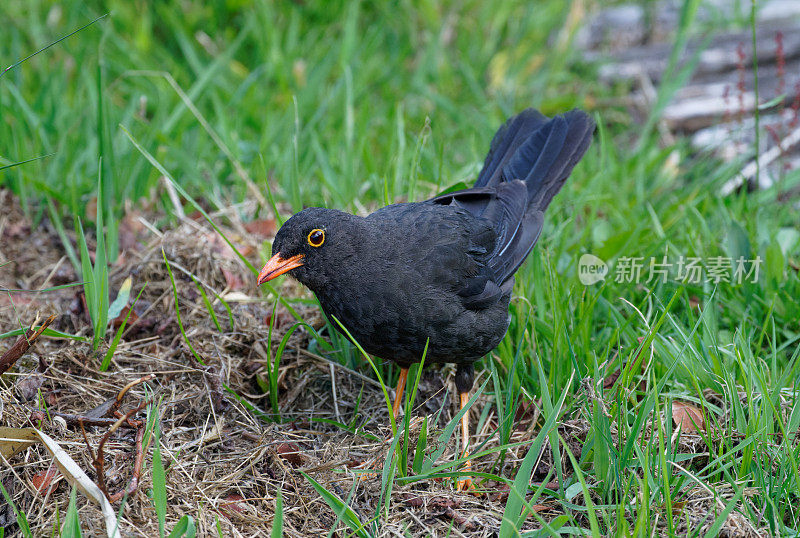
[307, 229, 325, 247]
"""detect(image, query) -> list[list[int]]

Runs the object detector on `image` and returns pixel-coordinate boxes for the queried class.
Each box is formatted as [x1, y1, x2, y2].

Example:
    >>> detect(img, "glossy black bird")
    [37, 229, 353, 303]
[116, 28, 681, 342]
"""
[258, 108, 595, 489]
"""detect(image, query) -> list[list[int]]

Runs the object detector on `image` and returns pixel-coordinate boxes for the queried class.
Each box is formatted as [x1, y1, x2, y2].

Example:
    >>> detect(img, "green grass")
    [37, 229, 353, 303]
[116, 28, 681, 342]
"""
[3, 0, 800, 536]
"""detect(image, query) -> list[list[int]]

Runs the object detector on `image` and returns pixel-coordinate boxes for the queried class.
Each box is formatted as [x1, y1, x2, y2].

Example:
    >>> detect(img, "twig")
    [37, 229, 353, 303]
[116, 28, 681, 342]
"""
[69, 373, 155, 422]
[298, 348, 383, 389]
[330, 362, 341, 422]
[30, 409, 125, 428]
[0, 314, 56, 375]
[116, 374, 155, 407]
[108, 425, 146, 503]
[161, 175, 185, 219]
[87, 400, 150, 503]
[79, 420, 104, 497]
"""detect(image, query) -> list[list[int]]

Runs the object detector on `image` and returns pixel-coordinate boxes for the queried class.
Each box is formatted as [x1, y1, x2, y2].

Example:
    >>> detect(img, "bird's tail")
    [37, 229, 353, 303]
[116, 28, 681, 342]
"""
[474, 108, 595, 211]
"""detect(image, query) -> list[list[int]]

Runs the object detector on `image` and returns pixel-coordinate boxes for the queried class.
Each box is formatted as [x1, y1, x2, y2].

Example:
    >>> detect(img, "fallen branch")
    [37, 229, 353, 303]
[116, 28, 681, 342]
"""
[0, 314, 56, 375]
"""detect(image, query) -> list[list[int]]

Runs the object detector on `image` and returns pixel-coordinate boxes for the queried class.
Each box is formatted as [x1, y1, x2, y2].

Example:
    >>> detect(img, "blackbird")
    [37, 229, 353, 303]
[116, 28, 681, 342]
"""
[258, 108, 595, 489]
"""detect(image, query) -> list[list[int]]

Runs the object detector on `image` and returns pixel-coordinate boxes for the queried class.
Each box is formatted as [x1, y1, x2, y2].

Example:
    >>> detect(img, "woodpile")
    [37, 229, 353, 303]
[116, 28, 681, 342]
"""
[580, 0, 800, 193]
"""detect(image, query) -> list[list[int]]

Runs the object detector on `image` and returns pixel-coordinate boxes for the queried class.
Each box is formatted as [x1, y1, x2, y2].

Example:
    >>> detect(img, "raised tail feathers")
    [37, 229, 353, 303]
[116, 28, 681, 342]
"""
[474, 109, 550, 189]
[431, 108, 595, 293]
[477, 108, 595, 211]
[476, 108, 594, 284]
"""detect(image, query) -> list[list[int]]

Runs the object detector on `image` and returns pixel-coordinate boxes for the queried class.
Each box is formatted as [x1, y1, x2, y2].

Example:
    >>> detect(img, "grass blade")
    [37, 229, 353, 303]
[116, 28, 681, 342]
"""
[61, 486, 82, 538]
[101, 283, 146, 371]
[499, 373, 573, 538]
[702, 485, 744, 538]
[563, 434, 602, 537]
[411, 416, 428, 475]
[271, 489, 283, 538]
[76, 219, 100, 348]
[0, 481, 32, 537]
[0, 327, 85, 341]
[152, 414, 167, 538]
[300, 472, 372, 538]
[191, 276, 221, 332]
[167, 515, 196, 538]
[162, 248, 204, 364]
[0, 13, 107, 78]
[0, 153, 55, 171]
[93, 167, 109, 350]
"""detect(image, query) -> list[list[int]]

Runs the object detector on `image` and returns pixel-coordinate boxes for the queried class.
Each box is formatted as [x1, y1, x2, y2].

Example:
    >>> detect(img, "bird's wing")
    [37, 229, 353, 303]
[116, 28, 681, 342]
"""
[366, 201, 508, 311]
[428, 180, 535, 306]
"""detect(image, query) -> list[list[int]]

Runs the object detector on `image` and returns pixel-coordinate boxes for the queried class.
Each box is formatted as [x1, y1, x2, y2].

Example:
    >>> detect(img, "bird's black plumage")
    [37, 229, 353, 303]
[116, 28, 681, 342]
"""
[260, 108, 595, 394]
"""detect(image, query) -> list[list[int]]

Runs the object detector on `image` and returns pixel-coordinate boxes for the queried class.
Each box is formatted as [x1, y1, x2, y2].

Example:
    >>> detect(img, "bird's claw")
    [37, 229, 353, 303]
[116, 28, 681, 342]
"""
[351, 458, 381, 481]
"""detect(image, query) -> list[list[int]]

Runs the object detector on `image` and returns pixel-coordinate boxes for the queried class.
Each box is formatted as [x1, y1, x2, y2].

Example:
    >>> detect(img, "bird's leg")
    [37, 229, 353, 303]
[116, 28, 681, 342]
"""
[391, 367, 409, 419]
[456, 390, 474, 491]
[455, 363, 475, 492]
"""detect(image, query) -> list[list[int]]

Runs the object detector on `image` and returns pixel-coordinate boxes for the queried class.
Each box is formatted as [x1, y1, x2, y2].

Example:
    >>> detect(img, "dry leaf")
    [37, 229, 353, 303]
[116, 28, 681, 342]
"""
[672, 401, 706, 432]
[275, 443, 305, 467]
[0, 427, 38, 458]
[603, 369, 621, 389]
[221, 267, 246, 291]
[219, 494, 256, 518]
[112, 305, 139, 328]
[489, 481, 510, 503]
[85, 196, 98, 221]
[0, 427, 121, 537]
[36, 429, 122, 537]
[264, 310, 294, 330]
[219, 291, 252, 302]
[244, 218, 277, 238]
[524, 504, 551, 519]
[16, 373, 45, 401]
[31, 464, 62, 495]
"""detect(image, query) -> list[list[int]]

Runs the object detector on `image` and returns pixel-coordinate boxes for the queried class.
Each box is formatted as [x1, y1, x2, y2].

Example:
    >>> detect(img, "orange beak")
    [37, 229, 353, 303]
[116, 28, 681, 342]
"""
[257, 253, 304, 285]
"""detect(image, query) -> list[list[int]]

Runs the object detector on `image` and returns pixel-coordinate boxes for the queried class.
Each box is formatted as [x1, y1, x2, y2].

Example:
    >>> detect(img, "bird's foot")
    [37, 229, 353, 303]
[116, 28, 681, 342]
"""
[351, 457, 381, 481]
[456, 477, 474, 492]
[455, 454, 477, 493]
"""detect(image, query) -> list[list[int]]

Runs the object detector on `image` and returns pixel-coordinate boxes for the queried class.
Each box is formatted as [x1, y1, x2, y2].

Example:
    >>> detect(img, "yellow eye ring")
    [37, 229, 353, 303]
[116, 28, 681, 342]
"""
[307, 228, 325, 247]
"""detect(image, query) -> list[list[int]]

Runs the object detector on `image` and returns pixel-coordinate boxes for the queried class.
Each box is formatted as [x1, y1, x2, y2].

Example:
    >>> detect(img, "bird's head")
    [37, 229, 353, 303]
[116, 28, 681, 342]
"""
[256, 207, 361, 291]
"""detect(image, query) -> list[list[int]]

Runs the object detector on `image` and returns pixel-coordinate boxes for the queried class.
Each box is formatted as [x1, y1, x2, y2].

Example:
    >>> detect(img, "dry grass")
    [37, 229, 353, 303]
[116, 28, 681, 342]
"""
[0, 189, 772, 537]
[0, 190, 549, 537]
